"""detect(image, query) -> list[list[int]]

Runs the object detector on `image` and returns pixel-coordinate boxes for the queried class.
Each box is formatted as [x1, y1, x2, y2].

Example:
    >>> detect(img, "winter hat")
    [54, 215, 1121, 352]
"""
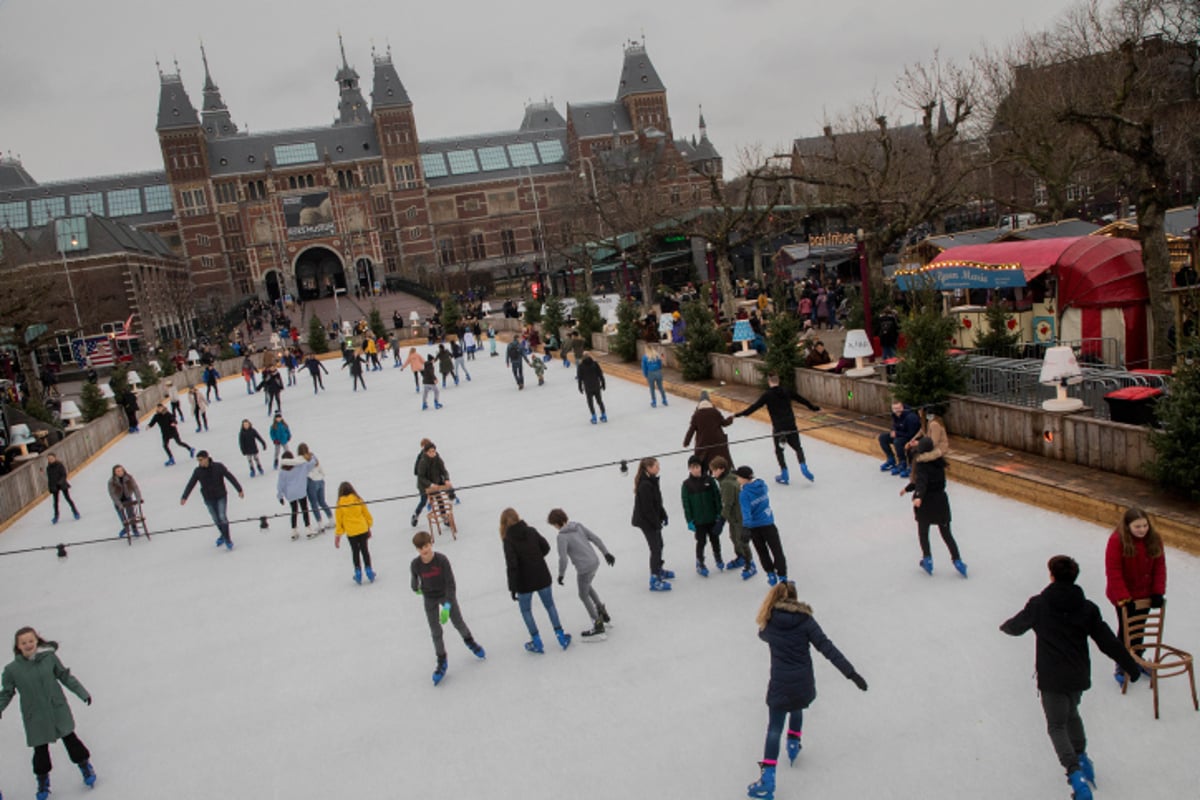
[698, 390, 710, 402]
[734, 466, 754, 480]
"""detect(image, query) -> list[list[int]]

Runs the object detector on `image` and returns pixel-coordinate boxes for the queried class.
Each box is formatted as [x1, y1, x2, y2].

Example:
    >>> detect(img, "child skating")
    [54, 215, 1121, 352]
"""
[631, 457, 673, 591]
[549, 508, 616, 641]
[736, 466, 788, 585]
[0, 627, 98, 800]
[268, 413, 291, 469]
[746, 582, 867, 799]
[900, 436, 967, 577]
[238, 419, 267, 477]
[711, 456, 756, 579]
[334, 482, 375, 584]
[682, 454, 725, 576]
[45, 453, 80, 524]
[411, 531, 486, 685]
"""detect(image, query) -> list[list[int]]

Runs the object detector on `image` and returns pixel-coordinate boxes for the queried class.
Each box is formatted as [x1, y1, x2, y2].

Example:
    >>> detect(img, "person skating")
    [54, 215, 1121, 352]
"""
[549, 508, 615, 641]
[268, 413, 291, 469]
[342, 349, 368, 392]
[147, 403, 194, 466]
[900, 436, 967, 577]
[0, 628, 97, 800]
[281, 349, 298, 387]
[45, 453, 79, 524]
[569, 330, 586, 369]
[401, 348, 425, 393]
[161, 379, 185, 422]
[712, 456, 756, 578]
[732, 373, 820, 484]
[747, 582, 868, 799]
[295, 443, 333, 534]
[187, 385, 209, 433]
[505, 337, 525, 389]
[202, 364, 221, 402]
[1103, 507, 1166, 688]
[238, 419, 267, 477]
[303, 353, 328, 394]
[436, 344, 457, 387]
[879, 401, 920, 478]
[500, 508, 571, 653]
[276, 449, 316, 540]
[683, 390, 733, 471]
[117, 388, 140, 433]
[450, 337, 471, 381]
[736, 466, 789, 585]
[631, 457, 673, 591]
[411, 531, 486, 685]
[334, 481, 376, 584]
[255, 366, 284, 416]
[525, 351, 547, 386]
[241, 354, 258, 395]
[107, 465, 143, 538]
[577, 351, 608, 424]
[641, 344, 668, 407]
[487, 324, 498, 357]
[413, 440, 455, 527]
[681, 454, 726, 576]
[1001, 555, 1141, 800]
[463, 329, 478, 361]
[363, 336, 381, 371]
[180, 450, 244, 549]
[420, 358, 442, 410]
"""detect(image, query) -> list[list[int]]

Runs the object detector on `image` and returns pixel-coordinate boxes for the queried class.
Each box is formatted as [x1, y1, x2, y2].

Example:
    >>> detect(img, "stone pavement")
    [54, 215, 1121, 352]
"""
[589, 349, 1200, 555]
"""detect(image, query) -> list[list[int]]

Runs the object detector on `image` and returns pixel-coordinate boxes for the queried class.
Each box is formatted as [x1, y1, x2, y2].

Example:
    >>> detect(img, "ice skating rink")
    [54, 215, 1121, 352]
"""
[2, 353, 1197, 799]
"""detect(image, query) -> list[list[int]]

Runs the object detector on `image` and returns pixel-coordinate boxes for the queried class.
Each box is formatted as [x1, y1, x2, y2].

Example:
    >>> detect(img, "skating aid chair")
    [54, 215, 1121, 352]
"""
[426, 490, 457, 540]
[1119, 601, 1197, 719]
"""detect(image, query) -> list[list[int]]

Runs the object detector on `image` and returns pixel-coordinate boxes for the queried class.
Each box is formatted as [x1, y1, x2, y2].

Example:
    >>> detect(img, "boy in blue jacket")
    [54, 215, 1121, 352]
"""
[737, 465, 788, 585]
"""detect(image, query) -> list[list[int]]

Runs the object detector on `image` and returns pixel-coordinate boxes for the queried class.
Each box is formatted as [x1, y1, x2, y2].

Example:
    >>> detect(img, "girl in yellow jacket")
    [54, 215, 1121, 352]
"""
[335, 481, 375, 584]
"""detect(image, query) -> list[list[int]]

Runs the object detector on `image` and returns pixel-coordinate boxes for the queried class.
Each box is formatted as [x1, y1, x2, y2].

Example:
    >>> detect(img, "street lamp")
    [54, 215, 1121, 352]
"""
[56, 220, 84, 334]
[705, 242, 719, 319]
[856, 228, 873, 342]
[523, 164, 549, 291]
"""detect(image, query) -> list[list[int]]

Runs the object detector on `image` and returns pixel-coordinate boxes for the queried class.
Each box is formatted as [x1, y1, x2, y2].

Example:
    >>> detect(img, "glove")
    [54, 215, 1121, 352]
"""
[511, 591, 519, 602]
[439, 602, 451, 624]
[1150, 594, 1165, 608]
[662, 515, 669, 527]
[604, 553, 616, 567]
[85, 696, 92, 705]
[557, 575, 565, 586]
[278, 497, 285, 506]
[414, 589, 422, 595]
[687, 521, 696, 531]
[849, 673, 868, 692]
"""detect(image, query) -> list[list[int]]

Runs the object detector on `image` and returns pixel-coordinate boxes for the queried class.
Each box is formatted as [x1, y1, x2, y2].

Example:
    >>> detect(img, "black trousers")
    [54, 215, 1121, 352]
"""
[917, 522, 961, 561]
[33, 731, 89, 776]
[585, 389, 606, 415]
[348, 533, 372, 571]
[160, 432, 191, 458]
[638, 524, 665, 575]
[1040, 690, 1086, 774]
[311, 373, 324, 392]
[747, 523, 787, 578]
[289, 498, 311, 528]
[52, 487, 79, 517]
[772, 431, 806, 470]
[694, 521, 724, 566]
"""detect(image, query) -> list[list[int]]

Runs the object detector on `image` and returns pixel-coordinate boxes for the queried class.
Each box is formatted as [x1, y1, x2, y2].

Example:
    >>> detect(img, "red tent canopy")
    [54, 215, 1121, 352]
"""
[929, 236, 1147, 309]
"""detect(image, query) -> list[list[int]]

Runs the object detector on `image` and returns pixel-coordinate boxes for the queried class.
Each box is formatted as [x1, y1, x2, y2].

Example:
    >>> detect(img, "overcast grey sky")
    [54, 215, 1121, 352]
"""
[0, 0, 1068, 184]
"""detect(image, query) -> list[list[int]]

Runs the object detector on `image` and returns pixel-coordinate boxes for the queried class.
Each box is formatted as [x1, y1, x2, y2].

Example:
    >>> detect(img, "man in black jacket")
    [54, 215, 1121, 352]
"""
[147, 403, 194, 466]
[180, 450, 244, 549]
[731, 372, 820, 485]
[576, 352, 607, 424]
[1001, 555, 1140, 800]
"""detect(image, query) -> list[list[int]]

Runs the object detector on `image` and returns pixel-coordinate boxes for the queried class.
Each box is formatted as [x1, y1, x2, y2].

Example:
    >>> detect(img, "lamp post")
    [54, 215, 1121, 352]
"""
[56, 222, 84, 335]
[856, 228, 873, 342]
[523, 164, 549, 287]
[705, 242, 719, 319]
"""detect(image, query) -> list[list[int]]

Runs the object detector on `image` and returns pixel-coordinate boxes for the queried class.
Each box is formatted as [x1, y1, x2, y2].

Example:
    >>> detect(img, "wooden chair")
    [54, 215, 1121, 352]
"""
[1119, 602, 1198, 719]
[426, 490, 457, 540]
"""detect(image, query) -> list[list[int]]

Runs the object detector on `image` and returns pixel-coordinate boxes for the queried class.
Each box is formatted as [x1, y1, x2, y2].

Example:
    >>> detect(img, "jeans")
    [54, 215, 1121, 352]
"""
[517, 586, 562, 637]
[647, 370, 666, 402]
[307, 479, 332, 522]
[204, 495, 231, 541]
[878, 433, 910, 467]
[574, 568, 603, 622]
[510, 360, 524, 387]
[763, 707, 804, 763]
[1040, 691, 1086, 774]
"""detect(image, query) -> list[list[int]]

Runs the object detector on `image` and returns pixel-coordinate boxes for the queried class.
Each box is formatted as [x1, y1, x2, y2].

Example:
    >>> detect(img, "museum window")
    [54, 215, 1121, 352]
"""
[438, 238, 455, 266]
[500, 228, 516, 257]
[246, 180, 267, 201]
[469, 232, 486, 260]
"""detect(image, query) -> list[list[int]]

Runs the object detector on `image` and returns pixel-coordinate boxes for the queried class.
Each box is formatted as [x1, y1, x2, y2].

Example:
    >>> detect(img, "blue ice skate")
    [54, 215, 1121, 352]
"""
[36, 774, 50, 800]
[786, 735, 802, 765]
[741, 561, 758, 580]
[432, 657, 447, 686]
[164, 457, 175, 467]
[775, 469, 789, 485]
[799, 463, 814, 482]
[590, 414, 597, 424]
[726, 556, 745, 570]
[524, 634, 545, 654]
[353, 568, 363, 585]
[880, 459, 896, 472]
[555, 628, 572, 650]
[1078, 753, 1096, 788]
[649, 575, 672, 592]
[467, 640, 486, 659]
[747, 762, 775, 799]
[767, 572, 778, 587]
[696, 560, 709, 577]
[366, 567, 376, 583]
[659, 569, 675, 579]
[600, 414, 607, 423]
[953, 560, 968, 578]
[79, 761, 96, 787]
[1068, 769, 1093, 800]
[919, 557, 933, 576]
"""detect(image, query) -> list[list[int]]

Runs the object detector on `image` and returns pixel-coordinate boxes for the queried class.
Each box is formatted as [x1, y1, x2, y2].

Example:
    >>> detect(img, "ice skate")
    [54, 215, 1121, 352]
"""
[432, 656, 447, 686]
[467, 640, 486, 659]
[365, 567, 376, 583]
[1068, 769, 1093, 800]
[799, 463, 814, 482]
[767, 572, 778, 586]
[726, 556, 745, 570]
[290, 529, 300, 541]
[524, 634, 545, 654]
[79, 761, 96, 787]
[353, 568, 363, 585]
[953, 559, 969, 578]
[1078, 754, 1096, 788]
[649, 575, 672, 592]
[919, 556, 933, 575]
[696, 560, 709, 577]
[164, 457, 175, 466]
[786, 735, 802, 765]
[747, 762, 775, 799]
[775, 468, 789, 485]
[879, 459, 896, 472]
[600, 413, 607, 423]
[590, 414, 597, 424]
[555, 628, 572, 650]
[659, 568, 676, 579]
[581, 620, 607, 641]
[36, 774, 50, 800]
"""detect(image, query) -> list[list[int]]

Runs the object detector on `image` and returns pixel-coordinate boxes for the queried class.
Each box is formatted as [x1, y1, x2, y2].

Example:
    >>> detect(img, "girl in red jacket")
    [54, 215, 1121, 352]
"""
[1104, 507, 1166, 687]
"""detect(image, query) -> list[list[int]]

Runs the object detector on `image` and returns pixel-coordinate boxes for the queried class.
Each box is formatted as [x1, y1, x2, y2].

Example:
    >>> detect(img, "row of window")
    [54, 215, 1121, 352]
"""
[419, 140, 565, 179]
[0, 185, 174, 229]
[436, 227, 536, 265]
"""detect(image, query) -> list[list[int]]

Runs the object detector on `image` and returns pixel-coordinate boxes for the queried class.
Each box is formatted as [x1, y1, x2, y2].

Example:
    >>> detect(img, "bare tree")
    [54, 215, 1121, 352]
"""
[0, 266, 64, 399]
[791, 54, 984, 289]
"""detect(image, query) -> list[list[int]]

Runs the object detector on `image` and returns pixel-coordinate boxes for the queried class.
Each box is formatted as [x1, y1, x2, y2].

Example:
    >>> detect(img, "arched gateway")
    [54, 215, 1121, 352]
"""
[294, 246, 346, 301]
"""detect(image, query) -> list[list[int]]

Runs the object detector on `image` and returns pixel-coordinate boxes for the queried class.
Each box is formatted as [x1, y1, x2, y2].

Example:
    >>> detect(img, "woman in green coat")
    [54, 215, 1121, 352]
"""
[0, 627, 96, 797]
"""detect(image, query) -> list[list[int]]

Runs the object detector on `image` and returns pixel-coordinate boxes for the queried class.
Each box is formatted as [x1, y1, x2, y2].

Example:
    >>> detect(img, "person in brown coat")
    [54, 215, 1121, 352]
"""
[683, 391, 734, 471]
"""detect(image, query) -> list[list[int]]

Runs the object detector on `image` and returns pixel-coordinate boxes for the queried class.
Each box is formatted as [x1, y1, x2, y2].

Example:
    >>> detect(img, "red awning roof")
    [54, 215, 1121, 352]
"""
[929, 236, 1147, 309]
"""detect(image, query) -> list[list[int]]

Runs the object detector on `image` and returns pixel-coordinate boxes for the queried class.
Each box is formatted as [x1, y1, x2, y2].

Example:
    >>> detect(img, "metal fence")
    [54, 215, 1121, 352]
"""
[963, 337, 1122, 368]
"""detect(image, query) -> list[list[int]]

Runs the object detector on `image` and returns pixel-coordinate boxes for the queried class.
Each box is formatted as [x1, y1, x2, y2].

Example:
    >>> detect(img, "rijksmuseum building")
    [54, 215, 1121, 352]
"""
[0, 38, 721, 341]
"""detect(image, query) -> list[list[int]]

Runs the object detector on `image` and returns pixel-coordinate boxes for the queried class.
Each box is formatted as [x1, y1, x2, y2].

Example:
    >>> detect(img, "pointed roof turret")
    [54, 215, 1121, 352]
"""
[334, 34, 370, 125]
[698, 105, 707, 139]
[156, 62, 200, 131]
[199, 43, 238, 138]
[616, 39, 666, 100]
[370, 44, 412, 110]
[937, 100, 951, 133]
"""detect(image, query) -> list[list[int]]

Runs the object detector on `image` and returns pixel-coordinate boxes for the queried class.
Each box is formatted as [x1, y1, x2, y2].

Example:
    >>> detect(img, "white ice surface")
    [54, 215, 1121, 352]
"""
[1, 354, 1197, 800]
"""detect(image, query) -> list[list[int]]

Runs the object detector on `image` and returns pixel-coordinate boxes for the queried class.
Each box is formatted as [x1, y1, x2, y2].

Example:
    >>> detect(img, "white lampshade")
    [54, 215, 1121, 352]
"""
[128, 371, 142, 387]
[9, 424, 34, 446]
[409, 311, 421, 321]
[842, 329, 874, 359]
[842, 329, 876, 378]
[150, 360, 162, 373]
[1040, 346, 1084, 412]
[99, 384, 116, 400]
[60, 400, 83, 421]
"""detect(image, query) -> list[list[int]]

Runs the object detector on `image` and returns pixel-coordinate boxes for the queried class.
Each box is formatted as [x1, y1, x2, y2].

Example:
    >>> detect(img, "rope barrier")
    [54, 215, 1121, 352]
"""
[0, 409, 893, 559]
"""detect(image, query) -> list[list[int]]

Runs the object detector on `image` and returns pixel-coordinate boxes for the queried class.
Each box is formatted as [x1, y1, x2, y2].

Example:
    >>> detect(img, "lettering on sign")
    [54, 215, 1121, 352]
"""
[808, 232, 856, 248]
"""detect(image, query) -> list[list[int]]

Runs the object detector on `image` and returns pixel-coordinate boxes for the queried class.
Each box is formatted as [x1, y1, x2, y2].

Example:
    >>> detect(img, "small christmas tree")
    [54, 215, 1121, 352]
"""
[307, 314, 329, 354]
[541, 295, 566, 346]
[523, 297, 542, 326]
[675, 301, 724, 380]
[974, 300, 1022, 356]
[1148, 341, 1200, 501]
[368, 305, 387, 339]
[572, 293, 604, 343]
[761, 311, 802, 392]
[108, 366, 131, 397]
[892, 306, 967, 408]
[612, 298, 641, 362]
[79, 382, 110, 422]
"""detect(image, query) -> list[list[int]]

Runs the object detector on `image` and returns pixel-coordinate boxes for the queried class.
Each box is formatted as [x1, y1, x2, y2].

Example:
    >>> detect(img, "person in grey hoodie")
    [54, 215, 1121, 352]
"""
[276, 451, 315, 539]
[549, 508, 616, 641]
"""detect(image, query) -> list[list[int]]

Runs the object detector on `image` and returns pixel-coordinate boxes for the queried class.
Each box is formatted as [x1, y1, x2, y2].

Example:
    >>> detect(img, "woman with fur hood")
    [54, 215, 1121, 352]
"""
[746, 582, 868, 800]
[683, 390, 733, 470]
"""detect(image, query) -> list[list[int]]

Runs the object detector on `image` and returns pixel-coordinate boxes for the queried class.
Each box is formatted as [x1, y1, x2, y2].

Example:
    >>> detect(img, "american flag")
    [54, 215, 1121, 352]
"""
[71, 336, 115, 367]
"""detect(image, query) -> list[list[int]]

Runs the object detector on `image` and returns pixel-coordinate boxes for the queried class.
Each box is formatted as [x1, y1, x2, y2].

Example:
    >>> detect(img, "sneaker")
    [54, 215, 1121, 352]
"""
[880, 459, 896, 472]
[919, 557, 933, 575]
[696, 560, 709, 577]
[581, 621, 607, 641]
[524, 635, 545, 654]
[953, 560, 969, 578]
[786, 735, 802, 765]
[80, 761, 97, 787]
[799, 463, 814, 482]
